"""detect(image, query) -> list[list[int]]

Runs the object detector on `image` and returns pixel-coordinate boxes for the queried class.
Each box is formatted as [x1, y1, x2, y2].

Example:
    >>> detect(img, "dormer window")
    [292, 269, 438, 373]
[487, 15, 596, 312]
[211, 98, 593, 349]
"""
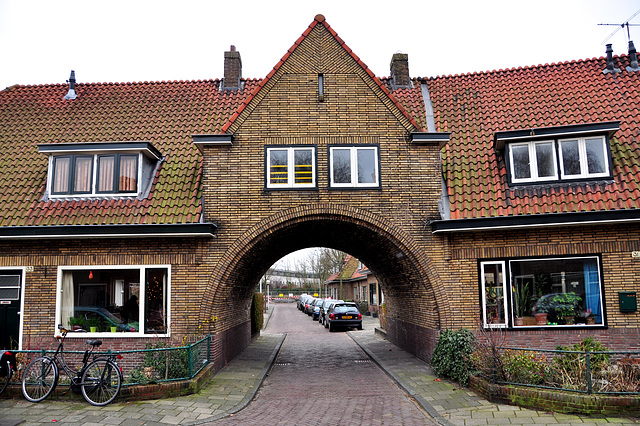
[39, 142, 162, 199]
[496, 122, 618, 185]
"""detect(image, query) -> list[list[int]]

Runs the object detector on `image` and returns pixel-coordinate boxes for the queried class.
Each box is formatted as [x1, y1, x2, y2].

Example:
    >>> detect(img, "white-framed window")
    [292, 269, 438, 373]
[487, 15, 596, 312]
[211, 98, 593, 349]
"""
[559, 136, 609, 179]
[507, 135, 610, 184]
[330, 146, 379, 188]
[508, 140, 558, 183]
[480, 256, 604, 328]
[480, 261, 507, 328]
[266, 147, 316, 189]
[56, 265, 170, 336]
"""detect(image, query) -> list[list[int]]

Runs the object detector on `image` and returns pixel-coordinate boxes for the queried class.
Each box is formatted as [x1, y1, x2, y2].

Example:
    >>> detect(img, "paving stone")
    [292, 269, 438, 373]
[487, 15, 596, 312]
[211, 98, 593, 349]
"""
[2, 304, 640, 425]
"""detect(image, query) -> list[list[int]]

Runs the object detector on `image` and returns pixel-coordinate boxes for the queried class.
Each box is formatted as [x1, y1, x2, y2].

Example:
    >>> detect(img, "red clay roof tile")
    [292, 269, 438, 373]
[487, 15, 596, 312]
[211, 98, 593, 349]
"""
[427, 54, 640, 219]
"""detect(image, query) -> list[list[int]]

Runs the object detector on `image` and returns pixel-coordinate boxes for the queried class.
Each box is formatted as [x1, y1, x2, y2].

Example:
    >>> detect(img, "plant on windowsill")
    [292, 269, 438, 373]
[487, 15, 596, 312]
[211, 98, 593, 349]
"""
[85, 317, 101, 333]
[533, 292, 582, 325]
[581, 309, 596, 324]
[485, 286, 503, 324]
[513, 281, 532, 326]
[68, 315, 87, 331]
[552, 293, 582, 324]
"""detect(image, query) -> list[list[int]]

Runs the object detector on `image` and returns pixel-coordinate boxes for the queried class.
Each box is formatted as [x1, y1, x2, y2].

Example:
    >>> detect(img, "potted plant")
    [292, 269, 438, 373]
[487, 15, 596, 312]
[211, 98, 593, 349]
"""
[533, 292, 582, 325]
[85, 317, 101, 333]
[581, 309, 596, 324]
[551, 292, 582, 324]
[68, 315, 86, 331]
[513, 281, 531, 326]
[485, 286, 503, 324]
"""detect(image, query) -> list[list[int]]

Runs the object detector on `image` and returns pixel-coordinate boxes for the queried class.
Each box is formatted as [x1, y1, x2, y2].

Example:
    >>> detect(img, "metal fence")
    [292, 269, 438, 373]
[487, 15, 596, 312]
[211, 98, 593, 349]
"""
[5, 335, 211, 388]
[476, 346, 640, 395]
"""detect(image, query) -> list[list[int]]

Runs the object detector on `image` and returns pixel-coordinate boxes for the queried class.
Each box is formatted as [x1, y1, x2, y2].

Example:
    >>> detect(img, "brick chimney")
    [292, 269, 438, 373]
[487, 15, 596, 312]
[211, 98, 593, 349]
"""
[390, 53, 413, 90]
[222, 45, 242, 91]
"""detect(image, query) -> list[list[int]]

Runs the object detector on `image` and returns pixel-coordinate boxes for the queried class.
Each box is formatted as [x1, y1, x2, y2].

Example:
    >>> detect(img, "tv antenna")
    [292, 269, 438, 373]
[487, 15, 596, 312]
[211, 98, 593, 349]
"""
[599, 9, 640, 44]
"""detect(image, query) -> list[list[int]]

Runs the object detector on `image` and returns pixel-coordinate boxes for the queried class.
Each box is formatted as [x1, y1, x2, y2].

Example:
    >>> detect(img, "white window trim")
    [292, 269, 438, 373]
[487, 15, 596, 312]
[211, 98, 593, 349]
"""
[480, 261, 507, 328]
[47, 152, 142, 198]
[558, 136, 610, 180]
[54, 264, 171, 337]
[506, 255, 604, 328]
[508, 140, 558, 183]
[507, 135, 610, 184]
[266, 147, 316, 189]
[329, 146, 380, 188]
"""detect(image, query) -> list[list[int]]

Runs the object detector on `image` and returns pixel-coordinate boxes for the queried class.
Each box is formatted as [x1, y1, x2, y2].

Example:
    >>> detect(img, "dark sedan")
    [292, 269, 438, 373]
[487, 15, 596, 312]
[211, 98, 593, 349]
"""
[325, 302, 362, 332]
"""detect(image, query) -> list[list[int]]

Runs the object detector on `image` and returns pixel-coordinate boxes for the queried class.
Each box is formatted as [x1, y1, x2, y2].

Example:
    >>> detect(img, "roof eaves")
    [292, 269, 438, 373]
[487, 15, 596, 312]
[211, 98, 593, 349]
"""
[193, 134, 233, 152]
[0, 223, 217, 240]
[494, 121, 621, 151]
[430, 209, 640, 234]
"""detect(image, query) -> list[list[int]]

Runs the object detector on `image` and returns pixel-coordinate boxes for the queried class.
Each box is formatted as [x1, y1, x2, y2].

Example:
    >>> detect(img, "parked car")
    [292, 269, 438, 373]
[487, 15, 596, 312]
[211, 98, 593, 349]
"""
[297, 294, 310, 311]
[325, 302, 362, 332]
[311, 298, 325, 320]
[71, 306, 138, 332]
[319, 299, 342, 325]
[304, 298, 317, 315]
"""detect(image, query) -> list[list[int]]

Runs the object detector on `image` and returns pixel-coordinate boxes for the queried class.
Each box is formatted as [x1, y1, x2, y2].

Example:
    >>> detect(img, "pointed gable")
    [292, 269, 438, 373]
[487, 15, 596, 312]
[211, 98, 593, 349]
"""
[222, 14, 423, 135]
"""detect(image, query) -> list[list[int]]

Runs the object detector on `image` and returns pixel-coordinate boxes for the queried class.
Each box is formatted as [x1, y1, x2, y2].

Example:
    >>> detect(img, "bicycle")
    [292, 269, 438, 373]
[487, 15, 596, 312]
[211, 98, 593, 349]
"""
[21, 325, 123, 406]
[0, 350, 17, 395]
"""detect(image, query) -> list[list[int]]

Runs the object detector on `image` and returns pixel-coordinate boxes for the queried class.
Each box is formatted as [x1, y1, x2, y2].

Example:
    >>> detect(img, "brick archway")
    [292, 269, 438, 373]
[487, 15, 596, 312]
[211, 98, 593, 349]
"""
[201, 204, 452, 363]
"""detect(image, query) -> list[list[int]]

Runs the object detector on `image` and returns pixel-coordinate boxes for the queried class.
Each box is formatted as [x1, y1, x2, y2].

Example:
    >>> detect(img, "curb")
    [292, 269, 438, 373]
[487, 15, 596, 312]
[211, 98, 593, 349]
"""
[188, 332, 286, 424]
[348, 331, 453, 426]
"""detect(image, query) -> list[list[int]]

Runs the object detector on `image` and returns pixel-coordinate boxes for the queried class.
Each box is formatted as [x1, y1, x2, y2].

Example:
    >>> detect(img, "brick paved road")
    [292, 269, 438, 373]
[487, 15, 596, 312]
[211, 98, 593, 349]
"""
[213, 303, 435, 425]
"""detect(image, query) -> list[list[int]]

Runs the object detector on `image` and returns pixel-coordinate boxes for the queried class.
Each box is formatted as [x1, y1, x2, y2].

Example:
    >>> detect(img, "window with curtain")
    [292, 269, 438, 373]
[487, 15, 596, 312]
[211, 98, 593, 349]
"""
[97, 154, 138, 193]
[51, 153, 140, 196]
[57, 266, 170, 335]
[480, 256, 604, 328]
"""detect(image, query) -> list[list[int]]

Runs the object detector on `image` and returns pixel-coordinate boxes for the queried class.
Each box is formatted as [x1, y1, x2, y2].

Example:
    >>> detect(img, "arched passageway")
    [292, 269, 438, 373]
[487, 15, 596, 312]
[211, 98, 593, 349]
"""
[201, 205, 451, 363]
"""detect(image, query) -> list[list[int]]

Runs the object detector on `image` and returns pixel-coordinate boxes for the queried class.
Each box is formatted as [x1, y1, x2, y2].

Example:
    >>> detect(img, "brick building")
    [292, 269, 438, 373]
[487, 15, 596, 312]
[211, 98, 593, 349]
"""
[1, 14, 640, 367]
[325, 255, 383, 314]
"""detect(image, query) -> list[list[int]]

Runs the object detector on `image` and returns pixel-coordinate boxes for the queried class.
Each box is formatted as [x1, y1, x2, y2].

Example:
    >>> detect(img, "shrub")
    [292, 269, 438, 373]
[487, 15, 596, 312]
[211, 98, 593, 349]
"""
[501, 350, 547, 385]
[548, 338, 610, 391]
[430, 328, 475, 386]
[251, 292, 264, 334]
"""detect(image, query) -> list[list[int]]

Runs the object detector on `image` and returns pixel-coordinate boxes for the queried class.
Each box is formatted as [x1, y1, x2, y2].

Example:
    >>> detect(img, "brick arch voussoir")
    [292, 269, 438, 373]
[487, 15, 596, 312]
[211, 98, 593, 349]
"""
[200, 204, 451, 330]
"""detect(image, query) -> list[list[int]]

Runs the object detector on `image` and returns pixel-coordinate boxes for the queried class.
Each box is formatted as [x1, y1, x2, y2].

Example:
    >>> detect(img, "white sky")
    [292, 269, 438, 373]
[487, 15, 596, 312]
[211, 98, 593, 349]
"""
[1, 0, 638, 268]
[1, 0, 639, 90]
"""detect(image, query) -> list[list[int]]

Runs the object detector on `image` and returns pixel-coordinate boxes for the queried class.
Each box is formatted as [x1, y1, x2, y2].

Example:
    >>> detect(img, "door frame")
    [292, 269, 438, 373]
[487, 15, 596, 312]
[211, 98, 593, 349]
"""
[0, 267, 26, 349]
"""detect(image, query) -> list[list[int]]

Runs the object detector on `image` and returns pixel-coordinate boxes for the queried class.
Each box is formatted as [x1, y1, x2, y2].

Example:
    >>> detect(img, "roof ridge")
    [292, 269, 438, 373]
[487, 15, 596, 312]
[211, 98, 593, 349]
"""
[419, 55, 614, 80]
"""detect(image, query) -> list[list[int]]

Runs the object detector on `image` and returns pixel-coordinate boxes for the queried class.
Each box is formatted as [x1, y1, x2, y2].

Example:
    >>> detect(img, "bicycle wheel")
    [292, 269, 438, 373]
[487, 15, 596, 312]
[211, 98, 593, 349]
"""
[81, 359, 121, 406]
[22, 357, 58, 402]
[0, 360, 12, 395]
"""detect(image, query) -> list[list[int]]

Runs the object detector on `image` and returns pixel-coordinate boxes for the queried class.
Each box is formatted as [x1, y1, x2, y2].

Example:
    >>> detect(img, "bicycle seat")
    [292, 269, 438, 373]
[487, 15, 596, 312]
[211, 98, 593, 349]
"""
[86, 340, 102, 347]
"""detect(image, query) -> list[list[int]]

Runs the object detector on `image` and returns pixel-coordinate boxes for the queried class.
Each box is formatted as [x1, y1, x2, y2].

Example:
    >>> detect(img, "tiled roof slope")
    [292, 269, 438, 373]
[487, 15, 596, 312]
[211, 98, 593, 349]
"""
[325, 255, 367, 283]
[0, 79, 257, 226]
[425, 54, 640, 220]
